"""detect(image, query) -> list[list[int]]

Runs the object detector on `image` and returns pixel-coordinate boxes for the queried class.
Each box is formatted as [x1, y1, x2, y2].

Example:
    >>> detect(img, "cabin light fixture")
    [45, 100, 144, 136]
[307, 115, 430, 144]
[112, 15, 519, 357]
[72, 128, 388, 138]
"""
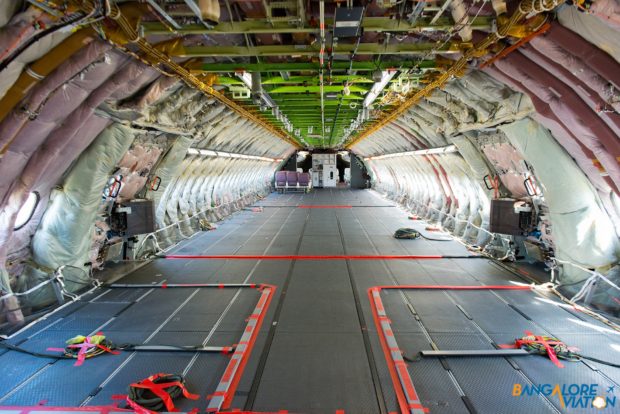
[365, 144, 457, 160]
[187, 148, 277, 162]
[364, 70, 397, 108]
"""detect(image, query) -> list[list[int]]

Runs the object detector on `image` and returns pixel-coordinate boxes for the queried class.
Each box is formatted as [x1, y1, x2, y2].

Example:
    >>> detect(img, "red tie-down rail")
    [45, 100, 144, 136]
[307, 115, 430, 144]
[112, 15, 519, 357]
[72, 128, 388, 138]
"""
[165, 254, 484, 260]
[0, 283, 277, 414]
[368, 284, 532, 414]
[0, 407, 347, 413]
[298, 205, 352, 208]
[109, 282, 278, 414]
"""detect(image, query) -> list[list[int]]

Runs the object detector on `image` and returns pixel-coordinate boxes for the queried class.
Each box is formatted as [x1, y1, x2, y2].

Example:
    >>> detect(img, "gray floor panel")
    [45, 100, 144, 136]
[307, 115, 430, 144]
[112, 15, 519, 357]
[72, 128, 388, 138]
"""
[251, 332, 379, 414]
[2, 189, 618, 414]
[396, 333, 472, 414]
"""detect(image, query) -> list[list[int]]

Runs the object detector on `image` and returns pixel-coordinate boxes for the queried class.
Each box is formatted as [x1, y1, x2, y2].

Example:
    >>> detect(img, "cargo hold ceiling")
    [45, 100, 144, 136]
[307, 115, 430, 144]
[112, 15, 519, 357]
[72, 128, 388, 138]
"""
[93, 0, 501, 149]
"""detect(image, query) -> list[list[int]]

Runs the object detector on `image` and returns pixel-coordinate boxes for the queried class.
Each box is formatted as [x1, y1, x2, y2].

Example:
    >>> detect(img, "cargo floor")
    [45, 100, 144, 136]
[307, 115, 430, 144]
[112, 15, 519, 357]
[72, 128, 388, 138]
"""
[1, 189, 619, 414]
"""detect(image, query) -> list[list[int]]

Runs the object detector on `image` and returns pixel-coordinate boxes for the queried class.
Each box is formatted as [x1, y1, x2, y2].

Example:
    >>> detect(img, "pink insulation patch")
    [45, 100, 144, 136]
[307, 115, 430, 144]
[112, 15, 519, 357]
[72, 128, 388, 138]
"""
[480, 141, 529, 198]
[117, 144, 164, 202]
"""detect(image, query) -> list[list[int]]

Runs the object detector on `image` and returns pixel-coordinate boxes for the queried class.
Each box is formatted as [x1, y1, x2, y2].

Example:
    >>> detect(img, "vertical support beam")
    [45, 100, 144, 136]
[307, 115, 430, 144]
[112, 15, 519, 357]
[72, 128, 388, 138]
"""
[319, 0, 326, 148]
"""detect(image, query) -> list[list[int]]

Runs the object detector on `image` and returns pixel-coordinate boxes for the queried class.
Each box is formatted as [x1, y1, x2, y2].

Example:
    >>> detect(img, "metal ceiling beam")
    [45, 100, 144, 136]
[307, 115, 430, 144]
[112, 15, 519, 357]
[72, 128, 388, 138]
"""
[174, 42, 465, 57]
[188, 60, 436, 73]
[141, 16, 494, 34]
[262, 75, 375, 84]
[268, 85, 368, 94]
[216, 75, 376, 85]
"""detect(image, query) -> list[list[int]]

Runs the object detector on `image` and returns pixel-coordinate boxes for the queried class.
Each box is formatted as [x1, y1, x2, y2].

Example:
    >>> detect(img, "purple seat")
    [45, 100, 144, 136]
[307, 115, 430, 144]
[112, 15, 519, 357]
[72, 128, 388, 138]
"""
[298, 172, 310, 188]
[286, 171, 298, 187]
[275, 171, 287, 188]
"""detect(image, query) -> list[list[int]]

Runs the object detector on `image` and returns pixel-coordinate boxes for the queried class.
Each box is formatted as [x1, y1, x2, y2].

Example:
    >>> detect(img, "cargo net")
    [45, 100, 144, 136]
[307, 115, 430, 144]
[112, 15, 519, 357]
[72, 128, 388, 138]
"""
[135, 193, 263, 259]
[0, 265, 97, 334]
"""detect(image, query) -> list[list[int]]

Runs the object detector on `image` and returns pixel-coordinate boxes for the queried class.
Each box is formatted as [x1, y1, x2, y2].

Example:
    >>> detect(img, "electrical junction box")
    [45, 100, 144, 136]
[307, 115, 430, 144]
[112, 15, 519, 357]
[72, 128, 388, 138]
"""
[334, 7, 364, 38]
[489, 198, 532, 236]
[110, 199, 155, 237]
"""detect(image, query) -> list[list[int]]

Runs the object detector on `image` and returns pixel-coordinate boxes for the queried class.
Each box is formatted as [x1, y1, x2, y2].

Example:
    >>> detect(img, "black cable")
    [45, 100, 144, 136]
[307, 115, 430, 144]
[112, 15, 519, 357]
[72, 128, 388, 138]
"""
[0, 340, 72, 359]
[127, 374, 186, 411]
[393, 227, 452, 241]
[419, 233, 453, 242]
[404, 348, 620, 369]
[0, 12, 87, 72]
[578, 354, 620, 368]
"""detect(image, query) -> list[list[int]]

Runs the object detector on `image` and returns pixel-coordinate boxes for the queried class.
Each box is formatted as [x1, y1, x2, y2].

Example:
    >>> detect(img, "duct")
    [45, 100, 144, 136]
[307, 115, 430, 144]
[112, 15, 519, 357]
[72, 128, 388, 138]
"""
[479, 138, 529, 199]
[499, 118, 620, 282]
[450, 136, 493, 240]
[529, 35, 620, 113]
[355, 70, 533, 158]
[450, 0, 472, 42]
[0, 6, 56, 61]
[116, 137, 166, 202]
[451, 135, 493, 192]
[124, 76, 180, 111]
[0, 49, 121, 210]
[31, 123, 135, 271]
[493, 53, 620, 192]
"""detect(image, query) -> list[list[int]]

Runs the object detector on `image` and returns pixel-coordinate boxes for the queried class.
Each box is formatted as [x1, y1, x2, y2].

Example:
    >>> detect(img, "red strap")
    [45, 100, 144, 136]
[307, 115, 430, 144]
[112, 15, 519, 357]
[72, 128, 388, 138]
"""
[128, 374, 199, 413]
[502, 331, 564, 368]
[65, 336, 119, 366]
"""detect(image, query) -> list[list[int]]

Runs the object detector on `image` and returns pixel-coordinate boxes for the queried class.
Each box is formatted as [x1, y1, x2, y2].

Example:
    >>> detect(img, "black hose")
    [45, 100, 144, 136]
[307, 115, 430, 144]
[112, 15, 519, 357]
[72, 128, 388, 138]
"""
[127, 374, 186, 411]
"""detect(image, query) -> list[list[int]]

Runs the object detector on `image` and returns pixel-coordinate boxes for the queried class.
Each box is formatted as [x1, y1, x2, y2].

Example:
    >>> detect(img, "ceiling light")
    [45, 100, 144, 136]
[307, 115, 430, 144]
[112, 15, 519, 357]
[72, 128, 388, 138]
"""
[364, 70, 397, 108]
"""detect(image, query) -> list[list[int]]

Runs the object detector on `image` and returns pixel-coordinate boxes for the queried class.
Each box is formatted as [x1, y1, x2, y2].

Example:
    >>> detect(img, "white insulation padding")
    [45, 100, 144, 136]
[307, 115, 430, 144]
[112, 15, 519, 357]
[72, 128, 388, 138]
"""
[150, 135, 195, 227]
[353, 70, 534, 157]
[31, 123, 135, 271]
[366, 151, 492, 245]
[499, 118, 620, 280]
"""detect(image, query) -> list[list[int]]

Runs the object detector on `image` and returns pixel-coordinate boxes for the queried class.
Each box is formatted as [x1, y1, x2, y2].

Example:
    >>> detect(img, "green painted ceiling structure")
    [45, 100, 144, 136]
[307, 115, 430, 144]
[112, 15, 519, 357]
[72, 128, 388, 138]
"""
[141, 2, 490, 149]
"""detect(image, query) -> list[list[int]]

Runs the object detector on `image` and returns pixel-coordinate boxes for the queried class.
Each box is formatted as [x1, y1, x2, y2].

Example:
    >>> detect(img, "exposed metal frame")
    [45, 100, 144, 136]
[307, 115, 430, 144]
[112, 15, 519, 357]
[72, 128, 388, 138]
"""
[141, 16, 495, 35]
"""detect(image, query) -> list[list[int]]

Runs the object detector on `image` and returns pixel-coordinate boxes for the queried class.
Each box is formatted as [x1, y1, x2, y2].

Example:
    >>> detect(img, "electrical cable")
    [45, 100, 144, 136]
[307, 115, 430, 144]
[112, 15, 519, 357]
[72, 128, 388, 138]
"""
[393, 227, 452, 241]
[0, 340, 72, 359]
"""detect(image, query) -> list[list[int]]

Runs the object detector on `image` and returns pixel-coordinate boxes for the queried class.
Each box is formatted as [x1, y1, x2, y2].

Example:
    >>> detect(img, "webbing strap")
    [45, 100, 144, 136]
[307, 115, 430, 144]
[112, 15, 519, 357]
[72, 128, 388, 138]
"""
[126, 373, 198, 414]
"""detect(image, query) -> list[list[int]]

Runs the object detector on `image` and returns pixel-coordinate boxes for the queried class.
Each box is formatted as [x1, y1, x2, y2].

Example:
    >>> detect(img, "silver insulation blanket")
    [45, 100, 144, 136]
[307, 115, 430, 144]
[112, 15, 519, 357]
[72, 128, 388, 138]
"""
[499, 118, 620, 281]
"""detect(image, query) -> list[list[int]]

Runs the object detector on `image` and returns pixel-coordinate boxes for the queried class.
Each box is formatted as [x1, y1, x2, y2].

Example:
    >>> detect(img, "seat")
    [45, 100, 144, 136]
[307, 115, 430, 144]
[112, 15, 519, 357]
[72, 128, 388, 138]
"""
[275, 171, 287, 192]
[298, 172, 311, 192]
[286, 171, 299, 191]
